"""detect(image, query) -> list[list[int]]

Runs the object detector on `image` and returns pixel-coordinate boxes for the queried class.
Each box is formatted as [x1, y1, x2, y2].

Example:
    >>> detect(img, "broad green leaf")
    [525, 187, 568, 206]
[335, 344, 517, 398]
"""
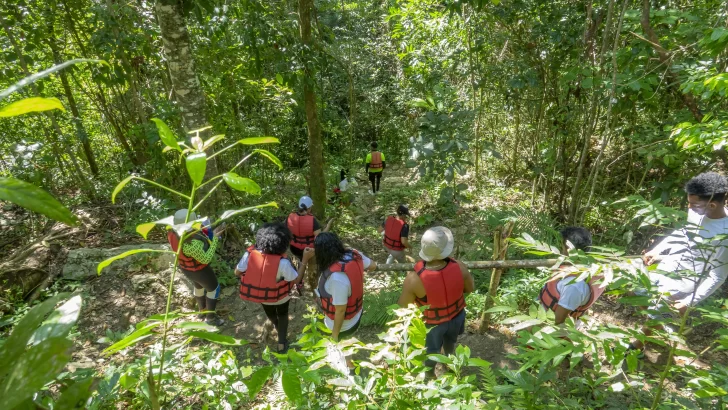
[184, 330, 248, 346]
[427, 354, 453, 364]
[0, 293, 69, 372]
[190, 136, 204, 151]
[103, 323, 161, 355]
[151, 118, 180, 151]
[276, 73, 284, 84]
[54, 377, 96, 409]
[135, 215, 174, 240]
[0, 97, 65, 117]
[97, 249, 174, 275]
[0, 337, 73, 409]
[223, 173, 261, 195]
[185, 152, 207, 185]
[0, 59, 109, 101]
[111, 176, 134, 204]
[203, 134, 225, 150]
[29, 295, 82, 345]
[172, 321, 218, 332]
[282, 368, 303, 403]
[238, 137, 280, 145]
[244, 366, 273, 399]
[253, 149, 283, 170]
[468, 358, 492, 368]
[187, 125, 212, 134]
[219, 202, 278, 221]
[0, 177, 77, 225]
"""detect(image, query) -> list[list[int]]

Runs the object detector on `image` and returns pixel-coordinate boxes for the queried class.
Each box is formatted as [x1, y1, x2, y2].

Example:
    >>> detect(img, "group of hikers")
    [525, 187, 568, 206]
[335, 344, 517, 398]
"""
[166, 165, 728, 375]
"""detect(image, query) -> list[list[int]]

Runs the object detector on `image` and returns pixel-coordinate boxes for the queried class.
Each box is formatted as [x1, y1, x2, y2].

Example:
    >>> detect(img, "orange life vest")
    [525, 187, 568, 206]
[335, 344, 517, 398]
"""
[539, 271, 605, 319]
[318, 251, 364, 320]
[287, 213, 315, 250]
[167, 230, 209, 271]
[414, 259, 466, 325]
[369, 151, 383, 170]
[239, 246, 292, 303]
[383, 216, 406, 251]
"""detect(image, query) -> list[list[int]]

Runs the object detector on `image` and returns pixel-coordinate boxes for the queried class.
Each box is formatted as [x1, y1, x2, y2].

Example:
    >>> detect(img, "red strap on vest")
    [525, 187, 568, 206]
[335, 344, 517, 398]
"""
[239, 246, 291, 303]
[319, 251, 364, 320]
[287, 213, 315, 250]
[383, 216, 405, 250]
[414, 259, 466, 325]
[167, 231, 207, 271]
[369, 151, 383, 169]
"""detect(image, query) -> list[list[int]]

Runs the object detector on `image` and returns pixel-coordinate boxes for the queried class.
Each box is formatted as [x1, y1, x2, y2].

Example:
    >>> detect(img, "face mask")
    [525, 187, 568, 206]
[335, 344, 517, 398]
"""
[687, 208, 705, 227]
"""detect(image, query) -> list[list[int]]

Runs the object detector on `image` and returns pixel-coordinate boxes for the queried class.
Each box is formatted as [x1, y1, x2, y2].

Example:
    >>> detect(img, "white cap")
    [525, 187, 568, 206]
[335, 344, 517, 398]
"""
[419, 226, 454, 262]
[173, 209, 197, 225]
[298, 196, 313, 210]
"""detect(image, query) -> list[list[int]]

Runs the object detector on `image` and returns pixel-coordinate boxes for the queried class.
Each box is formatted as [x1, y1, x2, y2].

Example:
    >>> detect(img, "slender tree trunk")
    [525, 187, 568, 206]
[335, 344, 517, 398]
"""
[298, 0, 327, 220]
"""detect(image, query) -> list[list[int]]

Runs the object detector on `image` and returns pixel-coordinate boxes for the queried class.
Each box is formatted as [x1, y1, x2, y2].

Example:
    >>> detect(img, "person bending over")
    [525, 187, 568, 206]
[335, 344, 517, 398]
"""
[167, 209, 224, 326]
[378, 204, 412, 264]
[629, 172, 728, 353]
[398, 227, 474, 378]
[365, 141, 385, 194]
[313, 232, 377, 341]
[539, 227, 606, 327]
[236, 223, 304, 353]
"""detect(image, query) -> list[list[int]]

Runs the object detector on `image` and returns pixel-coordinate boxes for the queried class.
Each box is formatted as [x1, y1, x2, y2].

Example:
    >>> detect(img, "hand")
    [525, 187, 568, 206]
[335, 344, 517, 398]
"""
[642, 253, 659, 266]
[303, 247, 315, 262]
[673, 302, 689, 316]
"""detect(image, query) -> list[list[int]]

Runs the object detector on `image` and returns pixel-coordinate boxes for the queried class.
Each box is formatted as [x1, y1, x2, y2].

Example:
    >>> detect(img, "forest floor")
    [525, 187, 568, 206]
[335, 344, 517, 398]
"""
[6, 164, 727, 405]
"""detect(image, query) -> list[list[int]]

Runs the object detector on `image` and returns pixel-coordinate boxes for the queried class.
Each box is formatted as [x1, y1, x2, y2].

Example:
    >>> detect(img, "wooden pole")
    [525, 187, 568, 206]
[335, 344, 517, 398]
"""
[480, 222, 514, 332]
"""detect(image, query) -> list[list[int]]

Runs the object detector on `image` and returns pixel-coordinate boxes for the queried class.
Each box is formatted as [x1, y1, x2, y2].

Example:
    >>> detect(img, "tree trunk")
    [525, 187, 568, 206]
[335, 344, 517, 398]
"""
[298, 0, 327, 220]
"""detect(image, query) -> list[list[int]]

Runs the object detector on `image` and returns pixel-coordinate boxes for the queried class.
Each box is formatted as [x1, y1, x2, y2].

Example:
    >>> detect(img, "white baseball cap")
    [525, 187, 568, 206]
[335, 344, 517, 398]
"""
[173, 209, 197, 225]
[298, 196, 314, 210]
[419, 226, 454, 261]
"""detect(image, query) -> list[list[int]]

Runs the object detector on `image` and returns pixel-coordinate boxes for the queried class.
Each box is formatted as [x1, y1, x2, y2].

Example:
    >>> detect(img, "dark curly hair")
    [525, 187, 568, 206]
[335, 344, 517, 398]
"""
[255, 222, 291, 255]
[314, 232, 350, 273]
[560, 227, 592, 252]
[685, 172, 728, 202]
[370, 141, 378, 149]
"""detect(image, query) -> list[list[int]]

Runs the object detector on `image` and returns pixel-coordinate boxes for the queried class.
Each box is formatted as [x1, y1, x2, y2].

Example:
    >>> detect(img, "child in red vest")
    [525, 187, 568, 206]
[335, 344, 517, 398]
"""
[397, 227, 475, 378]
[235, 223, 304, 353]
[538, 227, 606, 326]
[286, 196, 332, 290]
[377, 204, 411, 263]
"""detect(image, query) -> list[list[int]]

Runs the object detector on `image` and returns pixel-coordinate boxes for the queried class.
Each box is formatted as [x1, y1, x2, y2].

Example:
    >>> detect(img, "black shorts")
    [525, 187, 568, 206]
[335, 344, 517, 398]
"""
[425, 309, 466, 354]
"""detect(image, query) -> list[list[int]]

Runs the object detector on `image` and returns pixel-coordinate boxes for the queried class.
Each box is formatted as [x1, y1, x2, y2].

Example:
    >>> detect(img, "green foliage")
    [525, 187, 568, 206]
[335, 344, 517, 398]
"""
[0, 177, 78, 226]
[0, 97, 65, 117]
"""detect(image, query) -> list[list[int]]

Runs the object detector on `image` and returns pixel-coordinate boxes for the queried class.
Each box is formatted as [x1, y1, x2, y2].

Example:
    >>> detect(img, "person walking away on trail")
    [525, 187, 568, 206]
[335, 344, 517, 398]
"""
[365, 141, 385, 194]
[628, 172, 728, 355]
[397, 226, 474, 378]
[378, 204, 412, 264]
[167, 209, 225, 326]
[539, 227, 606, 328]
[312, 232, 377, 342]
[287, 196, 333, 290]
[331, 169, 352, 207]
[236, 223, 304, 353]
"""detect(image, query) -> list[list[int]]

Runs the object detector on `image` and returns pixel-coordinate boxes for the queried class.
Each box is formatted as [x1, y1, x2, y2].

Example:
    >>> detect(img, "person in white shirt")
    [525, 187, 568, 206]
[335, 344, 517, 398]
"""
[539, 227, 606, 326]
[236, 223, 304, 353]
[310, 232, 377, 341]
[630, 172, 728, 352]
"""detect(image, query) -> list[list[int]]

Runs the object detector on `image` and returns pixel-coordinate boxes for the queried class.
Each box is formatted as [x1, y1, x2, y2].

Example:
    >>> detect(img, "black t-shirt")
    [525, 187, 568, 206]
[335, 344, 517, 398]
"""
[382, 218, 409, 238]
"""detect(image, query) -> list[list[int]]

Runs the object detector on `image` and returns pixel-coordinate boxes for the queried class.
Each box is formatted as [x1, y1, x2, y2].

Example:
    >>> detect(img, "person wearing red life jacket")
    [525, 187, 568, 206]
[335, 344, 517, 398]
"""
[538, 227, 606, 327]
[287, 196, 333, 287]
[397, 227, 474, 378]
[235, 223, 304, 353]
[365, 141, 385, 195]
[167, 209, 225, 326]
[312, 232, 377, 341]
[377, 205, 411, 264]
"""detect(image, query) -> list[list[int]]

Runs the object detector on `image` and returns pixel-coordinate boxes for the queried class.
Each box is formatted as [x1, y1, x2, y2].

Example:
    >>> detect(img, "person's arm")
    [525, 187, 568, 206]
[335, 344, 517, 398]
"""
[358, 251, 377, 272]
[280, 259, 303, 286]
[676, 267, 728, 308]
[553, 305, 573, 325]
[400, 237, 410, 249]
[323, 218, 334, 232]
[381, 153, 386, 170]
[182, 237, 219, 264]
[377, 220, 385, 234]
[297, 247, 315, 279]
[234, 252, 249, 276]
[458, 261, 475, 294]
[644, 229, 687, 265]
[400, 224, 410, 249]
[332, 304, 347, 341]
[397, 272, 419, 307]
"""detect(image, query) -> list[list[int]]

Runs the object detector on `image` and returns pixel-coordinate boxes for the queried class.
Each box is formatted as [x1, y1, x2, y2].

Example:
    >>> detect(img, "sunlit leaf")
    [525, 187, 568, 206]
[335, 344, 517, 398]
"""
[253, 149, 283, 170]
[111, 176, 134, 204]
[203, 134, 225, 150]
[28, 295, 82, 346]
[103, 323, 161, 355]
[185, 152, 207, 185]
[97, 249, 174, 275]
[190, 136, 204, 151]
[187, 125, 212, 134]
[238, 137, 280, 145]
[282, 368, 303, 403]
[223, 173, 261, 195]
[0, 97, 65, 117]
[0, 59, 109, 101]
[0, 177, 77, 225]
[184, 330, 248, 346]
[136, 215, 174, 239]
[151, 118, 181, 151]
[244, 366, 273, 399]
[219, 202, 278, 221]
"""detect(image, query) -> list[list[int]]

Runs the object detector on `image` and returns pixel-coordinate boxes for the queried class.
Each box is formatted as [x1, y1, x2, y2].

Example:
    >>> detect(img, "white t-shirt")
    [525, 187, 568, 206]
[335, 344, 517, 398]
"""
[338, 178, 349, 192]
[650, 210, 728, 306]
[319, 250, 371, 332]
[237, 251, 298, 305]
[555, 278, 591, 311]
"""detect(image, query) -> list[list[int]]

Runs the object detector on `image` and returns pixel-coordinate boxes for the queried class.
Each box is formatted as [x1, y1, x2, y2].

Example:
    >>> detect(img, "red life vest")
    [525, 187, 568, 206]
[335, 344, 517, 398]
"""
[239, 246, 292, 303]
[287, 213, 315, 250]
[414, 259, 466, 325]
[539, 271, 605, 319]
[318, 251, 364, 320]
[167, 230, 209, 271]
[383, 216, 406, 251]
[369, 151, 383, 170]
